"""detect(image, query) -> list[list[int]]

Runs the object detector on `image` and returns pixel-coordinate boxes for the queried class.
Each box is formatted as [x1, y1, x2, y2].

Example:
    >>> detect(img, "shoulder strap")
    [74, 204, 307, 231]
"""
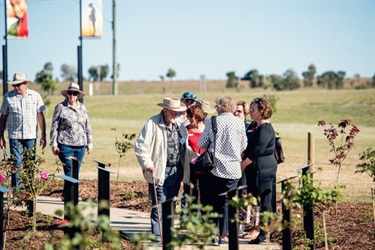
[211, 116, 217, 163]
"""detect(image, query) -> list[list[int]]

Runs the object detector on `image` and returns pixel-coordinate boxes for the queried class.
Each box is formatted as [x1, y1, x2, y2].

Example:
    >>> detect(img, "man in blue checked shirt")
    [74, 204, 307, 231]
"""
[0, 73, 47, 189]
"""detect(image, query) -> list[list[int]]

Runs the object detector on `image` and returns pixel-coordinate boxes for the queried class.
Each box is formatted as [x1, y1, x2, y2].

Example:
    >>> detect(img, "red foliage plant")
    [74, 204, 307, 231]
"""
[318, 119, 360, 183]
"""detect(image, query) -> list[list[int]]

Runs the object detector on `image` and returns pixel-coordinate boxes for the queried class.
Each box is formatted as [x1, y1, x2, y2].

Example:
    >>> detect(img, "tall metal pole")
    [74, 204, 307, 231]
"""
[112, 0, 118, 95]
[2, 1, 8, 96]
[78, 0, 84, 103]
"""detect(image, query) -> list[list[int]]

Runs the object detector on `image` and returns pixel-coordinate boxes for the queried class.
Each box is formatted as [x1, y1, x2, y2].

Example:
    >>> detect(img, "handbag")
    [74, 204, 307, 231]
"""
[195, 116, 217, 175]
[274, 137, 285, 164]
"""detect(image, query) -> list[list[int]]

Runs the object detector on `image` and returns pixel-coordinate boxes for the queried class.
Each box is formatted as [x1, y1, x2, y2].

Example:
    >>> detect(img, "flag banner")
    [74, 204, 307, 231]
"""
[6, 0, 29, 38]
[81, 0, 103, 38]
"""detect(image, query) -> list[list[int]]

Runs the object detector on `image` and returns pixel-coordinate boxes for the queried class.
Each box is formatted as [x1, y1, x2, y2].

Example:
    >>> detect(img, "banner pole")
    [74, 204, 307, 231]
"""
[3, 0, 8, 96]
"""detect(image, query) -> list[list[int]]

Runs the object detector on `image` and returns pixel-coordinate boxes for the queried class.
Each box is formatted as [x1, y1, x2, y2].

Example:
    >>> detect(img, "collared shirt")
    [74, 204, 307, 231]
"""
[166, 124, 185, 166]
[198, 112, 247, 179]
[0, 89, 45, 139]
[50, 99, 93, 147]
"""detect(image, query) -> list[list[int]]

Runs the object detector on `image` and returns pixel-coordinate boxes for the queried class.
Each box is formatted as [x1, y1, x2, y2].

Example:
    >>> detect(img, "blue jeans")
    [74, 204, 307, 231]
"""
[148, 165, 183, 238]
[9, 139, 36, 189]
[58, 144, 85, 197]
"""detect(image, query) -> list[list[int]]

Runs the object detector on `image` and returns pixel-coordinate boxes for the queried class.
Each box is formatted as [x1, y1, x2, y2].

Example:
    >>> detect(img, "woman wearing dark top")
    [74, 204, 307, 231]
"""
[241, 97, 277, 244]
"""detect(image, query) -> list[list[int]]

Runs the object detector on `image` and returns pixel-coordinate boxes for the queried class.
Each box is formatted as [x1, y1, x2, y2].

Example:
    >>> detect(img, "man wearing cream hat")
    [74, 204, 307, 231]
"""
[134, 97, 190, 243]
[0, 73, 46, 190]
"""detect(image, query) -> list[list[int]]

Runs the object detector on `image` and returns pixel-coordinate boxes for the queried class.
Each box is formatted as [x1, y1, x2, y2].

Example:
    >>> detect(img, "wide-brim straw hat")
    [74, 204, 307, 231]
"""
[157, 97, 187, 112]
[8, 73, 32, 85]
[195, 100, 216, 114]
[61, 82, 85, 99]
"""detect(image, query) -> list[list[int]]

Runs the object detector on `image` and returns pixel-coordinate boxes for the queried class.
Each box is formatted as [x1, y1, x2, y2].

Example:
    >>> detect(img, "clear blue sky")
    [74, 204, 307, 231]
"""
[0, 0, 374, 81]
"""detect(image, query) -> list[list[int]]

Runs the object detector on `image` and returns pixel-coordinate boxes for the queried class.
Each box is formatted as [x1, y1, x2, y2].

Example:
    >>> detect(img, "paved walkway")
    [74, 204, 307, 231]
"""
[35, 196, 280, 250]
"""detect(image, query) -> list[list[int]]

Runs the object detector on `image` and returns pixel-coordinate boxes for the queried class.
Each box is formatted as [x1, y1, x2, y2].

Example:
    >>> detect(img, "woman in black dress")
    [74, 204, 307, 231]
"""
[241, 97, 277, 244]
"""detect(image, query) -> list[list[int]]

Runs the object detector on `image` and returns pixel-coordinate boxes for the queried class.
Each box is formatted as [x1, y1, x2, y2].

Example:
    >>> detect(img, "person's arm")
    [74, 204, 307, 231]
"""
[0, 114, 8, 149]
[37, 112, 47, 149]
[85, 110, 93, 155]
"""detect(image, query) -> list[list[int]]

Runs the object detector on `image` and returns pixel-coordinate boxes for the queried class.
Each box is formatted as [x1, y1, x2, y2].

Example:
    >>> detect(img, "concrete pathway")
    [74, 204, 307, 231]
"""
[36, 196, 281, 250]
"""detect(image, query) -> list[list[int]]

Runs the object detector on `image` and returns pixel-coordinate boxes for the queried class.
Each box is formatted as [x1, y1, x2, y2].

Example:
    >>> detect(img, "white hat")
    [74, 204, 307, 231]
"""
[157, 97, 187, 112]
[195, 100, 216, 114]
[61, 82, 85, 99]
[8, 73, 32, 85]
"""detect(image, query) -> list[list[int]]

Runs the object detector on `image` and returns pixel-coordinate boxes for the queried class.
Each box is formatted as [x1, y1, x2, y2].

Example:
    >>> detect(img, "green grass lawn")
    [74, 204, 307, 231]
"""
[2, 82, 374, 202]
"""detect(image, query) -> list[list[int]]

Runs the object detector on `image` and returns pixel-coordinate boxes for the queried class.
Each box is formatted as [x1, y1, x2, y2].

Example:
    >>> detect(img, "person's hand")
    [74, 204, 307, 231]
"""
[144, 166, 154, 174]
[241, 157, 252, 172]
[86, 146, 93, 155]
[0, 137, 6, 150]
[40, 135, 47, 149]
[52, 146, 60, 156]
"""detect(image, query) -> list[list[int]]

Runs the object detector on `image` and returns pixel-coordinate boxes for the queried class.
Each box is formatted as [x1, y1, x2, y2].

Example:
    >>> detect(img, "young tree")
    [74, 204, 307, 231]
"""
[166, 68, 176, 81]
[35, 62, 57, 95]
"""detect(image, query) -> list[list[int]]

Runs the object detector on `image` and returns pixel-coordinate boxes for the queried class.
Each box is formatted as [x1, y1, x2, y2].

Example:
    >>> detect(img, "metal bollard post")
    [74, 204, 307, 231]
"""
[0, 187, 10, 250]
[95, 161, 114, 217]
[58, 174, 80, 238]
[228, 187, 239, 250]
[161, 197, 178, 250]
[297, 164, 315, 250]
[219, 185, 247, 250]
[281, 180, 292, 250]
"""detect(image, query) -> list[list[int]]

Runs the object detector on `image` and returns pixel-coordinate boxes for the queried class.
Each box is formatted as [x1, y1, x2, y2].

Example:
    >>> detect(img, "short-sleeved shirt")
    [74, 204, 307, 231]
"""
[0, 89, 45, 139]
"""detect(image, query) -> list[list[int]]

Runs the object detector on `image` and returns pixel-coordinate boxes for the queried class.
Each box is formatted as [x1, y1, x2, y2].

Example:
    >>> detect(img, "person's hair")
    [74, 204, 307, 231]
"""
[215, 95, 235, 114]
[251, 97, 273, 119]
[187, 105, 206, 122]
[236, 100, 249, 116]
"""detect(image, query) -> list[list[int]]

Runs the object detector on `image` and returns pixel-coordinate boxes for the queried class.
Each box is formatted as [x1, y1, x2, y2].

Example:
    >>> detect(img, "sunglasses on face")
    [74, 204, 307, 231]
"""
[13, 82, 26, 88]
[67, 91, 79, 96]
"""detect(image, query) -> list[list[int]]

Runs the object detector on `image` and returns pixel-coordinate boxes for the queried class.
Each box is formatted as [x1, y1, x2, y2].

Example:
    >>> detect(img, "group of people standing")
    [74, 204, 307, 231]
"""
[0, 73, 93, 201]
[135, 91, 278, 245]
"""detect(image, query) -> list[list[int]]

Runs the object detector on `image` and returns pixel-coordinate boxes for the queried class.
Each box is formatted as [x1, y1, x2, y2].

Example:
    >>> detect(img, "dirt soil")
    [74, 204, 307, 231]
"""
[3, 179, 375, 249]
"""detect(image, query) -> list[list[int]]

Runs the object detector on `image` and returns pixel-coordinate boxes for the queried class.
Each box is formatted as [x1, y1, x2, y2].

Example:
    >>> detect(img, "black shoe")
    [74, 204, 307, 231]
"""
[248, 235, 266, 244]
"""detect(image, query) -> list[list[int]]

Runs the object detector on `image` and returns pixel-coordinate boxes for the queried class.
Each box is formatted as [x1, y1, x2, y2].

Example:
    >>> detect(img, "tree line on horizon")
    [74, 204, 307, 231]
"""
[226, 64, 375, 91]
[0, 63, 374, 94]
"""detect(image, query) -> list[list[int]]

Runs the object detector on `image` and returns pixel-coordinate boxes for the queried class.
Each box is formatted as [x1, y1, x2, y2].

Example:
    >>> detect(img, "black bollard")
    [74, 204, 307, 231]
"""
[228, 187, 239, 250]
[0, 187, 10, 250]
[219, 185, 247, 250]
[297, 164, 315, 250]
[96, 161, 114, 217]
[281, 180, 293, 250]
[58, 174, 80, 238]
[161, 196, 178, 250]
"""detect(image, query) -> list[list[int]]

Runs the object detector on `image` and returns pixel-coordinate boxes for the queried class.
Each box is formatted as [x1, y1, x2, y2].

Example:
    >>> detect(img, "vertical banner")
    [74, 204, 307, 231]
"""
[6, 0, 29, 38]
[81, 0, 103, 38]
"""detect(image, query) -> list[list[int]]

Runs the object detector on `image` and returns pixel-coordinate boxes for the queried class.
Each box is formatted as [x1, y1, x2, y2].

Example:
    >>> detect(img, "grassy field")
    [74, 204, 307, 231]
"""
[1, 80, 374, 202]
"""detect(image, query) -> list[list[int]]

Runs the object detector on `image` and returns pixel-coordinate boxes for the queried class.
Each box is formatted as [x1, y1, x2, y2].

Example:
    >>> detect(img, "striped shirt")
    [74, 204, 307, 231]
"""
[50, 99, 93, 148]
[0, 89, 45, 139]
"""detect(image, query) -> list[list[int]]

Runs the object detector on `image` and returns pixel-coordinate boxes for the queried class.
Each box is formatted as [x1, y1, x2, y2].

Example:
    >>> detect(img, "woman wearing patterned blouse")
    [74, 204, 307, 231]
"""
[198, 95, 247, 245]
[241, 97, 277, 244]
[50, 83, 93, 200]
